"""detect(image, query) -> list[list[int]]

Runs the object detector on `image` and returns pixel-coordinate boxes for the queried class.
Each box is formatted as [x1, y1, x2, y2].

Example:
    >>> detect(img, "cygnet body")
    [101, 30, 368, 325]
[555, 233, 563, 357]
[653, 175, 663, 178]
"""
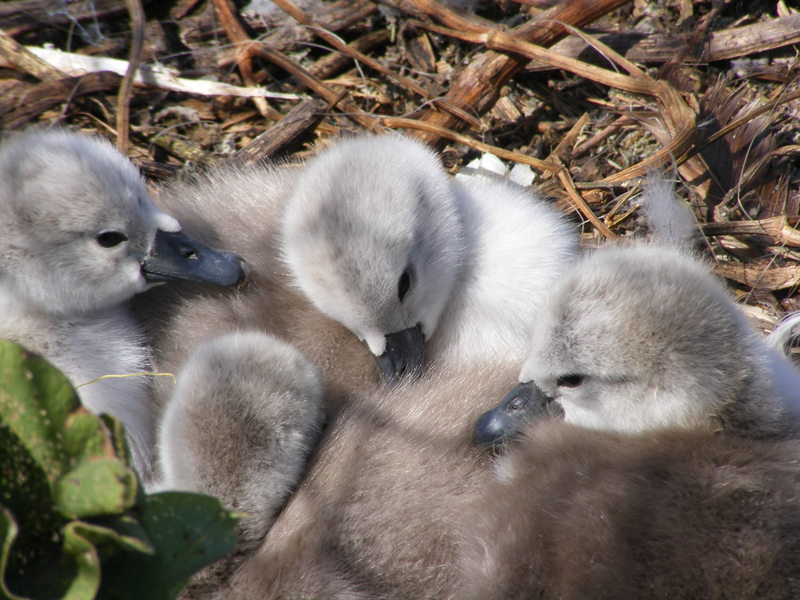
[220, 200, 800, 600]
[217, 362, 521, 600]
[476, 243, 800, 445]
[460, 422, 800, 599]
[138, 134, 577, 413]
[158, 330, 324, 595]
[0, 129, 246, 482]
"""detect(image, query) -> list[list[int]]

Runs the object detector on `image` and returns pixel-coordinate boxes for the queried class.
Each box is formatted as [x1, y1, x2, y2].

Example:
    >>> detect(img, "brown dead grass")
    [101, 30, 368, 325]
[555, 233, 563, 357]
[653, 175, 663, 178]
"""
[1, 0, 799, 331]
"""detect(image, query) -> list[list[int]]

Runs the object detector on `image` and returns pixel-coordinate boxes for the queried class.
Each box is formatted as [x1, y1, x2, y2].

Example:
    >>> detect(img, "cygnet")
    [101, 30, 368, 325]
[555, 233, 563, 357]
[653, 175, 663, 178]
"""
[475, 243, 800, 446]
[463, 239, 800, 598]
[157, 330, 324, 595]
[215, 361, 522, 600]
[136, 134, 577, 413]
[0, 129, 247, 482]
[460, 421, 800, 599]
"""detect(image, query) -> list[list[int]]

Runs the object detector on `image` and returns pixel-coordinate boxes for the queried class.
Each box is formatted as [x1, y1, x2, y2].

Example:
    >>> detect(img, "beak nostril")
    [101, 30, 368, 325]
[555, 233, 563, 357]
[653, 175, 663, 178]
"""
[236, 259, 251, 286]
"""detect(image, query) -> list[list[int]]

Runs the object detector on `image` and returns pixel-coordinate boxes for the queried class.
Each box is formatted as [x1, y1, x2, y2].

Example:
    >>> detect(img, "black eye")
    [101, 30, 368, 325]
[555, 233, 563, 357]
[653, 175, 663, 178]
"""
[557, 374, 584, 388]
[398, 266, 414, 302]
[95, 230, 128, 248]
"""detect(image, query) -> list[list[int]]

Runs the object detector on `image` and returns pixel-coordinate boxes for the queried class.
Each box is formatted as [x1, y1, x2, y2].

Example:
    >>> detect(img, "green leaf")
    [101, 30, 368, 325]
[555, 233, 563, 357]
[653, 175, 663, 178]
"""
[0, 342, 240, 599]
[56, 459, 137, 520]
[0, 341, 79, 483]
[60, 522, 101, 600]
[99, 492, 238, 600]
[0, 422, 62, 543]
[0, 508, 25, 600]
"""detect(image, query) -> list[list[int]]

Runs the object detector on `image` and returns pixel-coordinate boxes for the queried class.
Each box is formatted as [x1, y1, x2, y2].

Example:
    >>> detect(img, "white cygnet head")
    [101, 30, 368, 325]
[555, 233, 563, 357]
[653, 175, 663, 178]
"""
[476, 244, 792, 445]
[0, 129, 246, 316]
[281, 134, 463, 382]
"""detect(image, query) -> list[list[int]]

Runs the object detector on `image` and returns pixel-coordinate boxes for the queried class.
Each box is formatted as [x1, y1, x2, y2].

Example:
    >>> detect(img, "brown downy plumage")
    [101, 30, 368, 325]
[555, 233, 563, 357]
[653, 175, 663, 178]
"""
[458, 422, 800, 600]
[216, 359, 519, 600]
[464, 243, 800, 598]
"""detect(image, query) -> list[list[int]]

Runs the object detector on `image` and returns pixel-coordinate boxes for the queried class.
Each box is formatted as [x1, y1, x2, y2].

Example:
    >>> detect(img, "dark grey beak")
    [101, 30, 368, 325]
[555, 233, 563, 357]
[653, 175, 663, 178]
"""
[141, 230, 247, 287]
[374, 324, 424, 385]
[474, 380, 558, 448]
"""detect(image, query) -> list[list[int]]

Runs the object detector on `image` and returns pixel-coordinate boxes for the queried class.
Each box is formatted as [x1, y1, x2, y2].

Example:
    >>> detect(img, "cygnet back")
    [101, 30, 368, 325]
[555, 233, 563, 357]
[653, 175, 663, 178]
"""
[433, 174, 577, 363]
[460, 421, 800, 600]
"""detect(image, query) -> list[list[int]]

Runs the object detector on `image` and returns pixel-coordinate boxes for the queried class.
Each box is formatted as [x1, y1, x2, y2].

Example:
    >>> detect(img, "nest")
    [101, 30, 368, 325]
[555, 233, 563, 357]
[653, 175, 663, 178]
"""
[1, 0, 799, 333]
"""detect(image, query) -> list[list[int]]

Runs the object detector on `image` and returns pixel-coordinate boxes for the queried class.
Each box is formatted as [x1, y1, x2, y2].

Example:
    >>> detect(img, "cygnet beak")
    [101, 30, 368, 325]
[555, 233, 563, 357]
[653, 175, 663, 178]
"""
[140, 230, 248, 287]
[374, 324, 425, 385]
[473, 380, 560, 449]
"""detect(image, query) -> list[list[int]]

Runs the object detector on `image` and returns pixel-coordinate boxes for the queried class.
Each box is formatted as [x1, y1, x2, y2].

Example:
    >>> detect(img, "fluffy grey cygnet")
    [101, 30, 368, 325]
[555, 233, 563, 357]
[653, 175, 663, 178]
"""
[157, 330, 324, 594]
[0, 129, 246, 482]
[464, 243, 800, 599]
[476, 243, 800, 445]
[139, 134, 577, 410]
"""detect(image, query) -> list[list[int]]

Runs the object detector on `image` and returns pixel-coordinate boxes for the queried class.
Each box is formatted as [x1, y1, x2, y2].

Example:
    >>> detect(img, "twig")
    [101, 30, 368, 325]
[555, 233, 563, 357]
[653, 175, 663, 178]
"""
[0, 72, 122, 129]
[547, 113, 590, 162]
[703, 216, 800, 247]
[25, 47, 301, 100]
[210, 0, 278, 118]
[308, 30, 391, 80]
[116, 0, 145, 153]
[407, 0, 632, 145]
[531, 14, 800, 69]
[377, 0, 491, 33]
[715, 260, 800, 291]
[571, 115, 630, 158]
[228, 97, 330, 167]
[0, 27, 65, 81]
[551, 156, 619, 239]
[380, 116, 557, 173]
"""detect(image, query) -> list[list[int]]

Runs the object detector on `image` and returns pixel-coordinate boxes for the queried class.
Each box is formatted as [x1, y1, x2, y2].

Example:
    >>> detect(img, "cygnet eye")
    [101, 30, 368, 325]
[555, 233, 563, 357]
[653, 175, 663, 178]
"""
[398, 266, 414, 302]
[556, 374, 584, 388]
[95, 230, 128, 248]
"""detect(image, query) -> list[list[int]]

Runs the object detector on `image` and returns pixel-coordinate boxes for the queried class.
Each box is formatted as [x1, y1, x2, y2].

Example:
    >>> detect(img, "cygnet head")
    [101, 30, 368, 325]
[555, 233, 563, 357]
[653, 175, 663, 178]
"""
[281, 135, 463, 383]
[476, 244, 783, 445]
[0, 130, 246, 315]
